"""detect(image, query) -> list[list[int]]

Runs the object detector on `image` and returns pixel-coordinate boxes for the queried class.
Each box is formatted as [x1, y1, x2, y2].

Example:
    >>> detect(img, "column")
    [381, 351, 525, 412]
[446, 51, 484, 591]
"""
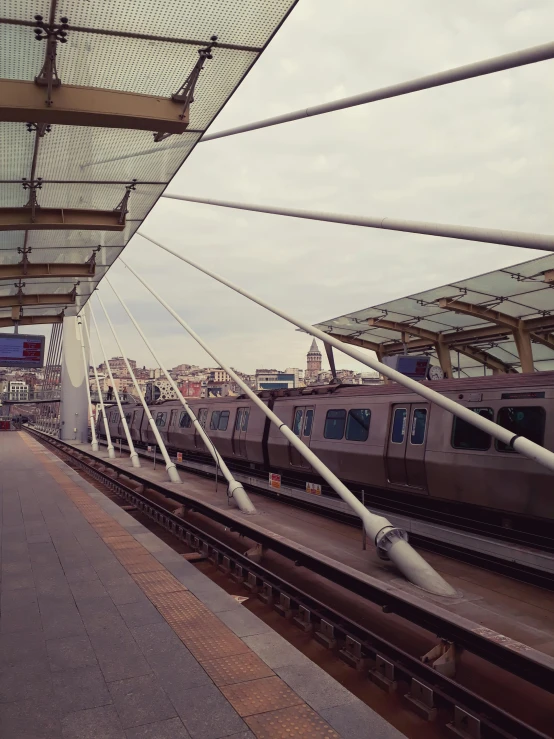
[60, 310, 90, 442]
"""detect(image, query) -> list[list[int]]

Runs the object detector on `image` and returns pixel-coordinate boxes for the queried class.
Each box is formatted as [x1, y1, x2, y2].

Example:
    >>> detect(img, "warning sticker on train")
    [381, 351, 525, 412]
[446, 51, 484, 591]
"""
[306, 482, 322, 495]
[176, 452, 183, 462]
[269, 473, 281, 489]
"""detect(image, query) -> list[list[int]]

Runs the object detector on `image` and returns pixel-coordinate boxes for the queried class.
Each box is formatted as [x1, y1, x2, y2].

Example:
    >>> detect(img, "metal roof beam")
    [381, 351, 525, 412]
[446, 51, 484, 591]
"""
[0, 312, 63, 328]
[456, 345, 517, 374]
[0, 206, 125, 231]
[367, 318, 454, 375]
[0, 291, 76, 309]
[325, 332, 384, 354]
[0, 263, 94, 281]
[0, 79, 191, 134]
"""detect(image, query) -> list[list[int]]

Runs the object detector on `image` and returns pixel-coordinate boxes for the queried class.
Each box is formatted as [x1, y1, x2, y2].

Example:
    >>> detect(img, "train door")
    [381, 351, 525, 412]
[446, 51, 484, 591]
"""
[232, 407, 250, 456]
[386, 403, 429, 489]
[289, 406, 314, 468]
[194, 408, 208, 449]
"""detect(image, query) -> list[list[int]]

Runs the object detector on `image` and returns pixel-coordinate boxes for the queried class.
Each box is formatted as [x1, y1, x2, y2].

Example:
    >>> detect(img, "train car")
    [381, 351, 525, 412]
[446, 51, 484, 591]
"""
[98, 371, 554, 522]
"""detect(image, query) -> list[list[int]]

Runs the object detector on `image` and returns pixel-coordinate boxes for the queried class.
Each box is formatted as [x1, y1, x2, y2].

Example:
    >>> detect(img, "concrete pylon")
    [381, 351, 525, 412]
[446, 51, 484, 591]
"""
[60, 311, 90, 442]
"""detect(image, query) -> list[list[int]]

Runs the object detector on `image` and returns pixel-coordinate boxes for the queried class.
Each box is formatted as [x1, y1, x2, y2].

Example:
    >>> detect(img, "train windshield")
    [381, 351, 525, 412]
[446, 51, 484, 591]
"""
[496, 406, 546, 452]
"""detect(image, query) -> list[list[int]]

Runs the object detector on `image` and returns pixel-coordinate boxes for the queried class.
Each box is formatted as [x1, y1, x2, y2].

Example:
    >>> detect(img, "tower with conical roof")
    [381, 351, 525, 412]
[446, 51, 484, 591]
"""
[306, 339, 322, 381]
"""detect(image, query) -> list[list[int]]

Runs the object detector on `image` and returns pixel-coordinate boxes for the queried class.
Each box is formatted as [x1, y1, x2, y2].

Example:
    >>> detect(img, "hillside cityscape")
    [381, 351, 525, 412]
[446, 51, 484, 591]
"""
[0, 339, 380, 401]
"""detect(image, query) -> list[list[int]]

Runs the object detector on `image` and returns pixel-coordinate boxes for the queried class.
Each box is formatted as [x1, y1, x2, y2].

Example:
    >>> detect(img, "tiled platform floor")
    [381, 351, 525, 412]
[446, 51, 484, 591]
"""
[0, 432, 405, 739]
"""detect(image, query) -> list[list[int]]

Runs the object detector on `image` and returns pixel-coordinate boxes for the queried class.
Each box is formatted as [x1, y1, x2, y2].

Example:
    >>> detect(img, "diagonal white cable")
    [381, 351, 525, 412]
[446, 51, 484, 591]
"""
[76, 316, 99, 451]
[89, 303, 141, 468]
[139, 231, 554, 476]
[119, 256, 455, 597]
[96, 290, 180, 484]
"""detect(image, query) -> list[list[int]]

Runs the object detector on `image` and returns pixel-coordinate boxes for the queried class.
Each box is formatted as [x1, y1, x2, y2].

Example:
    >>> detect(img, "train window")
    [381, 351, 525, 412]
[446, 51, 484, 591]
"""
[155, 412, 167, 427]
[198, 408, 207, 428]
[179, 411, 192, 428]
[346, 409, 371, 442]
[303, 409, 314, 437]
[495, 406, 545, 452]
[124, 413, 131, 424]
[241, 408, 249, 432]
[324, 409, 346, 440]
[293, 408, 303, 436]
[235, 408, 243, 431]
[218, 411, 230, 431]
[451, 408, 493, 450]
[210, 410, 230, 431]
[410, 409, 427, 445]
[391, 408, 407, 443]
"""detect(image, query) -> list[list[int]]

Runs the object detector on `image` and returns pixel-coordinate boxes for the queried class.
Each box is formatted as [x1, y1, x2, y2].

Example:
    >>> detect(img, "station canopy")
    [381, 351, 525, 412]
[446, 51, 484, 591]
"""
[314, 254, 554, 377]
[0, 0, 297, 329]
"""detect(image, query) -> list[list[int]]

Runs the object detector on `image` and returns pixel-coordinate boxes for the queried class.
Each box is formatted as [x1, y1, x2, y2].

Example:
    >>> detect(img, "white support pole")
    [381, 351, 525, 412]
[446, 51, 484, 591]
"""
[104, 280, 256, 514]
[81, 314, 115, 459]
[119, 257, 453, 596]
[76, 316, 99, 451]
[201, 41, 554, 142]
[161, 194, 554, 252]
[141, 232, 554, 477]
[95, 292, 180, 485]
[89, 305, 140, 468]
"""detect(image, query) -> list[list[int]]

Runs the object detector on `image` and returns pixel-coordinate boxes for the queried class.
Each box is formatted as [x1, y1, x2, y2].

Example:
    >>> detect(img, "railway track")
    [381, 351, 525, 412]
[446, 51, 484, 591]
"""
[28, 427, 554, 739]
[94, 435, 554, 590]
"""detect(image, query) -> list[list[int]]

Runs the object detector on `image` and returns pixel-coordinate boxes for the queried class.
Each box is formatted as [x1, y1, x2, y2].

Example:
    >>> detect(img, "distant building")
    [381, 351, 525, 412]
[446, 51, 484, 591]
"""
[255, 369, 296, 391]
[179, 380, 203, 398]
[8, 380, 28, 400]
[306, 339, 322, 381]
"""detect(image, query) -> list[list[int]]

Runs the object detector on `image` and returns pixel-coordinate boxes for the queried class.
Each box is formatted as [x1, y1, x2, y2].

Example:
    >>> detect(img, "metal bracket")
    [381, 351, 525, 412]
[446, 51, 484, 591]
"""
[369, 655, 398, 693]
[447, 706, 481, 738]
[22, 177, 43, 222]
[113, 180, 137, 224]
[16, 245, 32, 275]
[153, 35, 217, 142]
[86, 246, 101, 274]
[405, 678, 437, 721]
[14, 279, 26, 303]
[33, 14, 69, 107]
[26, 122, 52, 137]
[314, 619, 337, 649]
[374, 526, 408, 561]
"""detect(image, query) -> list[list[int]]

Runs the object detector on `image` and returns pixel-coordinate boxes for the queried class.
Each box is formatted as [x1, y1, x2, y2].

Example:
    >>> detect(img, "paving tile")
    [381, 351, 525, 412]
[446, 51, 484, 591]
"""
[0, 601, 43, 633]
[172, 682, 247, 739]
[146, 648, 212, 695]
[91, 632, 152, 683]
[124, 717, 192, 739]
[215, 608, 274, 638]
[61, 705, 125, 739]
[35, 576, 74, 601]
[275, 663, 358, 712]
[117, 599, 164, 628]
[242, 633, 308, 670]
[52, 665, 112, 714]
[188, 587, 244, 615]
[95, 561, 131, 584]
[70, 578, 109, 603]
[47, 634, 99, 672]
[108, 673, 176, 729]
[246, 704, 340, 738]
[220, 676, 302, 717]
[106, 577, 149, 605]
[0, 658, 53, 704]
[0, 629, 47, 666]
[201, 652, 274, 687]
[39, 596, 86, 640]
[0, 586, 37, 612]
[320, 701, 405, 738]
[225, 732, 255, 739]
[1, 572, 36, 591]
[0, 694, 61, 739]
[130, 622, 185, 657]
[1, 561, 33, 576]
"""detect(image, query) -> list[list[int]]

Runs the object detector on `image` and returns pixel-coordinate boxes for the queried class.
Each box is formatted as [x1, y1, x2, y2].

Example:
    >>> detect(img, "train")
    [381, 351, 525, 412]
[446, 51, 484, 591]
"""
[97, 371, 554, 525]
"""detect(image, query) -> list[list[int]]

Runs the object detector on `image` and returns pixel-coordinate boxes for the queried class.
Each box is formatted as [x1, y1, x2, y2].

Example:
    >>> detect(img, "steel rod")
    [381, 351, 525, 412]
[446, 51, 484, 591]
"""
[76, 316, 98, 451]
[89, 304, 140, 468]
[95, 291, 180, 484]
[120, 256, 455, 596]
[141, 231, 554, 476]
[103, 278, 256, 511]
[161, 193, 554, 251]
[81, 315, 115, 458]
[201, 41, 554, 142]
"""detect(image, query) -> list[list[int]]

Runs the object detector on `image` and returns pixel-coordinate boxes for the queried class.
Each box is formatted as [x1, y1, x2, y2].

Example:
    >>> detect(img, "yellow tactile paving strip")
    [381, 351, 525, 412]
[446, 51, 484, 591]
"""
[21, 434, 341, 738]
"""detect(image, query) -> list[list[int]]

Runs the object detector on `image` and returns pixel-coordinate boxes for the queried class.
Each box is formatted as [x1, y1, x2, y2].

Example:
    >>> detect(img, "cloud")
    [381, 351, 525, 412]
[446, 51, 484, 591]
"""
[70, 1, 554, 374]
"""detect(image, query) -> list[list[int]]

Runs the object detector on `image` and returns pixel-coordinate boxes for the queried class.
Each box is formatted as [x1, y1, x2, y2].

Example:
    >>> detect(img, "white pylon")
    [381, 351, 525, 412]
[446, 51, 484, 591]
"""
[76, 317, 99, 452]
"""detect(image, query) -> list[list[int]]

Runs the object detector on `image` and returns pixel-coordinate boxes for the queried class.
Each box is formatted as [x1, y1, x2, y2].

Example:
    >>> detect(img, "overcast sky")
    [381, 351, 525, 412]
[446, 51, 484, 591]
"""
[86, 1, 553, 373]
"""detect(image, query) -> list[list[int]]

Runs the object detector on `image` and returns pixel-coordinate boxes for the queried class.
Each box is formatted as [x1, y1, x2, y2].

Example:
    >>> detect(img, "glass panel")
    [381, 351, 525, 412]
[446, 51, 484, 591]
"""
[218, 411, 230, 431]
[155, 412, 166, 427]
[292, 409, 303, 436]
[452, 408, 493, 450]
[241, 408, 250, 432]
[410, 409, 427, 445]
[303, 409, 314, 437]
[346, 409, 371, 442]
[198, 409, 207, 428]
[324, 409, 346, 440]
[210, 411, 219, 430]
[179, 411, 191, 428]
[235, 408, 243, 431]
[496, 407, 546, 452]
[391, 408, 407, 443]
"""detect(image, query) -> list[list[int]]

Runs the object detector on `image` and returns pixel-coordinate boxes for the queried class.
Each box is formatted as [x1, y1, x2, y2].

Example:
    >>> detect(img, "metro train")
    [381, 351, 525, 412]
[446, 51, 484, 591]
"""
[98, 371, 554, 524]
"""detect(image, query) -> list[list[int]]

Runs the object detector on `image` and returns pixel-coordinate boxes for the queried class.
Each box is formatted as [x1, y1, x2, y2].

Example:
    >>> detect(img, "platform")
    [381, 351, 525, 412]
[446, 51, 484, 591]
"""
[0, 432, 404, 739]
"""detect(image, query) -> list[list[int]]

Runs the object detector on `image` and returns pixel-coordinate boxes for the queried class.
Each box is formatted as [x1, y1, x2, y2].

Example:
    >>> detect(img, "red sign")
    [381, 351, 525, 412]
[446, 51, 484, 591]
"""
[269, 473, 281, 490]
